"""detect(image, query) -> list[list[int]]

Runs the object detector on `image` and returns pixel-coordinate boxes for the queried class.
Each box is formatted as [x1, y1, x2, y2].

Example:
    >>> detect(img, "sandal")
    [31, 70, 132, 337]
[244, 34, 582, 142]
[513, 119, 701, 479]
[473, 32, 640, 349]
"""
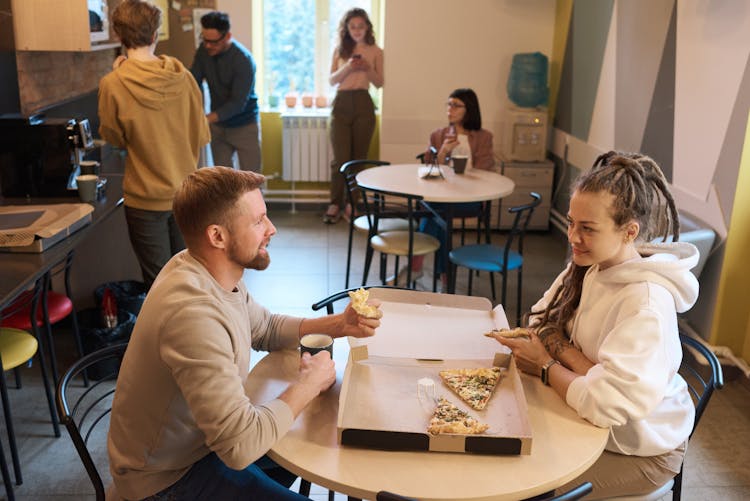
[323, 204, 340, 224]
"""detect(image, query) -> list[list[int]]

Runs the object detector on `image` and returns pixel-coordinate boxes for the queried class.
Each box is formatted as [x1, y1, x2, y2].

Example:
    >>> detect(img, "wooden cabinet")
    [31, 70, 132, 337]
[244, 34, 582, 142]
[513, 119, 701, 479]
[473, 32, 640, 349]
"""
[496, 159, 554, 230]
[11, 0, 117, 52]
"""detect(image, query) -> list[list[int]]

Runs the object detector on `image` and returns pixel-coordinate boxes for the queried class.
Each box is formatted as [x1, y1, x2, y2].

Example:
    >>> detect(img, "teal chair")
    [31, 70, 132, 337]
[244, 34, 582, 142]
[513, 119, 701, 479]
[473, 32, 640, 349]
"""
[448, 192, 541, 322]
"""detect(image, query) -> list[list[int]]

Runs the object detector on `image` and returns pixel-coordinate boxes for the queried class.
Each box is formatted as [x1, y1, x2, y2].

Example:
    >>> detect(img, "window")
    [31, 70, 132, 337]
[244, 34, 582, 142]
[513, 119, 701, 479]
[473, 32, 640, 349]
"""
[254, 0, 380, 106]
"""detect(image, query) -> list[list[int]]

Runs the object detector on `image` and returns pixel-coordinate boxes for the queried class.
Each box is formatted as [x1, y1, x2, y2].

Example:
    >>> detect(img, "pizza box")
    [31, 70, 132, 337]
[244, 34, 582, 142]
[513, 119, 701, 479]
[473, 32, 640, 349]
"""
[337, 288, 532, 455]
[0, 203, 93, 253]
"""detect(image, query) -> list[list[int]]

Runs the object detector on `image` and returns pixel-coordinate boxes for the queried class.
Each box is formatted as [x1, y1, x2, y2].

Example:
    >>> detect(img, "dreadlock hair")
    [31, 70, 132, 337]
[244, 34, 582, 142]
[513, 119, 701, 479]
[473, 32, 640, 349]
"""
[527, 151, 680, 335]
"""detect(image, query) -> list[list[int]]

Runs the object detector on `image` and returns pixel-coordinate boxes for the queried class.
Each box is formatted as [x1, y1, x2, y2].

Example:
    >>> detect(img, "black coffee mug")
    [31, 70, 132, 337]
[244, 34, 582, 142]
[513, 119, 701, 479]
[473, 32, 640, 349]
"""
[299, 334, 333, 357]
[452, 156, 468, 174]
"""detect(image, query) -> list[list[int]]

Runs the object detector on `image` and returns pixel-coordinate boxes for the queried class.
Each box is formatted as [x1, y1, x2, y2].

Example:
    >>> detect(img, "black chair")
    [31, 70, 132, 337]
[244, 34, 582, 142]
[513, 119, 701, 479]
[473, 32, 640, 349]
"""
[2, 250, 86, 385]
[549, 481, 593, 500]
[311, 285, 410, 315]
[672, 332, 724, 500]
[360, 185, 440, 290]
[340, 160, 410, 289]
[0, 278, 60, 488]
[302, 286, 410, 500]
[416, 151, 489, 246]
[56, 342, 128, 501]
[0, 432, 13, 500]
[377, 491, 418, 501]
[377, 482, 593, 501]
[448, 192, 541, 322]
[609, 332, 724, 501]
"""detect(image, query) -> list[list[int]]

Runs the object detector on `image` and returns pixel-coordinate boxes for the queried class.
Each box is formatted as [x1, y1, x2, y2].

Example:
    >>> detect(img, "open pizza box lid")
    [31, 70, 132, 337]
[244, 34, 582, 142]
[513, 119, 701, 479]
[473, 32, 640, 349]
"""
[338, 288, 532, 455]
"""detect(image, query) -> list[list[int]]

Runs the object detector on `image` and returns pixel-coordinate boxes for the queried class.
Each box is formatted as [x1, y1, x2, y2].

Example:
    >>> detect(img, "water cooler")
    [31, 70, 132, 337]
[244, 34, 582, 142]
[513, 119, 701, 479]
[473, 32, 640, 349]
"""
[503, 106, 548, 162]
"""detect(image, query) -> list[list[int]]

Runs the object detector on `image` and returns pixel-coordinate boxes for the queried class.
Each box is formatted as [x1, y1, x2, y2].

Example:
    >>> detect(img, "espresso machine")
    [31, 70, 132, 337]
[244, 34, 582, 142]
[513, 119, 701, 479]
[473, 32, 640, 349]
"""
[0, 114, 95, 198]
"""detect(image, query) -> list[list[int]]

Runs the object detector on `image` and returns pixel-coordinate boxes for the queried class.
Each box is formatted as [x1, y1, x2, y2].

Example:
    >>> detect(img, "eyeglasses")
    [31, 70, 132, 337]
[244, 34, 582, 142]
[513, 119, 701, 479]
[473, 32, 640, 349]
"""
[200, 32, 227, 45]
[446, 101, 465, 109]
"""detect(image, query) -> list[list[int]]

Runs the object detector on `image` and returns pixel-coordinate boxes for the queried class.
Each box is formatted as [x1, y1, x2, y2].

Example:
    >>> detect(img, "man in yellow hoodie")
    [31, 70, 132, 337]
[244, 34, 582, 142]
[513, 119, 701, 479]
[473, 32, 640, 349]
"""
[98, 0, 210, 289]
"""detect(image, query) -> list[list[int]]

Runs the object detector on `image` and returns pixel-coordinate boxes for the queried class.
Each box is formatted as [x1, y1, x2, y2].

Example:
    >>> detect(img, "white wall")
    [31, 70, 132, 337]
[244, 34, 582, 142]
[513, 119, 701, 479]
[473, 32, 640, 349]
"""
[217, 0, 252, 49]
[380, 0, 555, 163]
[672, 0, 750, 239]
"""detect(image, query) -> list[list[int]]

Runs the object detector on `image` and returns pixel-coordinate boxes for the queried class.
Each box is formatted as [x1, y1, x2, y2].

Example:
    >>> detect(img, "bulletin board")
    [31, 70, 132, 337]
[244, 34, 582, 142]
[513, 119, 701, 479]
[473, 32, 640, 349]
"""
[152, 0, 170, 41]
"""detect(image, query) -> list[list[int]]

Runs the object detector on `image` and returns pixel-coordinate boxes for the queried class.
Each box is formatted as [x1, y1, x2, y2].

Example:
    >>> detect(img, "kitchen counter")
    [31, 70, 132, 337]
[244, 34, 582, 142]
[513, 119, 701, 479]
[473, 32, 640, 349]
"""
[0, 174, 124, 310]
[1, 145, 140, 311]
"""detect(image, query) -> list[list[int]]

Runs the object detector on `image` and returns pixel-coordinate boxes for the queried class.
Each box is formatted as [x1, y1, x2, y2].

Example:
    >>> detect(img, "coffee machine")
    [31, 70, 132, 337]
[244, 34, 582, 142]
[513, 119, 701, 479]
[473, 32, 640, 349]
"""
[0, 114, 95, 198]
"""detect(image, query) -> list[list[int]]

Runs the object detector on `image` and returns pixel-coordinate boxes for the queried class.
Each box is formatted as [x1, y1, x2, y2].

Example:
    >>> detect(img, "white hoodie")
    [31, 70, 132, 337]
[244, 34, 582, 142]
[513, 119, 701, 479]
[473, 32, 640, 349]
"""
[531, 241, 700, 456]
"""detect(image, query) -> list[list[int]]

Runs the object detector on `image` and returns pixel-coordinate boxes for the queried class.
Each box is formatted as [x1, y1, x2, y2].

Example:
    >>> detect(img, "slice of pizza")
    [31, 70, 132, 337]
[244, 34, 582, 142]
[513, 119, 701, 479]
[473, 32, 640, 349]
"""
[347, 288, 380, 318]
[439, 367, 503, 410]
[484, 327, 533, 339]
[427, 397, 489, 435]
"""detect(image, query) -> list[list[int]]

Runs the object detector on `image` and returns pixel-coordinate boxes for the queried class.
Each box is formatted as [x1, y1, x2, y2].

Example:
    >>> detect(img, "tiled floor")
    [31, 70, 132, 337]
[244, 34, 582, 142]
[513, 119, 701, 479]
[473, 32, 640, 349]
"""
[2, 205, 750, 500]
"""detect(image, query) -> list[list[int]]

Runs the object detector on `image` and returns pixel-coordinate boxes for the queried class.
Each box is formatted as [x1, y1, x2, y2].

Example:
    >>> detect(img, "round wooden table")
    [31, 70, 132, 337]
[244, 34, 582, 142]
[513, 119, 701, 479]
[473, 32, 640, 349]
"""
[356, 163, 515, 204]
[356, 164, 515, 292]
[245, 341, 609, 501]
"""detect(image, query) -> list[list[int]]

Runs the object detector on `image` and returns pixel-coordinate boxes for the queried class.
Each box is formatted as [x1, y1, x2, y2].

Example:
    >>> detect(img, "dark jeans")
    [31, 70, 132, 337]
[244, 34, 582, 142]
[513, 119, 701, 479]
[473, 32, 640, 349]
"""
[144, 453, 308, 501]
[419, 202, 482, 274]
[124, 206, 185, 290]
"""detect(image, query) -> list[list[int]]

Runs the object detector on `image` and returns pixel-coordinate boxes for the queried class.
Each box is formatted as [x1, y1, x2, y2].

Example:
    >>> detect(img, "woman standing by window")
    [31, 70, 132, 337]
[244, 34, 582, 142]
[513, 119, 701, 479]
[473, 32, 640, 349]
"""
[324, 8, 384, 224]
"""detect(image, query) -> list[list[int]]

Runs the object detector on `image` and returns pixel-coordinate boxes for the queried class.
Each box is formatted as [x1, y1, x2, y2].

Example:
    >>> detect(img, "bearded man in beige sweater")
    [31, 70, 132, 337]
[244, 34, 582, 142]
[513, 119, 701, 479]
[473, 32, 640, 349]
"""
[107, 167, 381, 500]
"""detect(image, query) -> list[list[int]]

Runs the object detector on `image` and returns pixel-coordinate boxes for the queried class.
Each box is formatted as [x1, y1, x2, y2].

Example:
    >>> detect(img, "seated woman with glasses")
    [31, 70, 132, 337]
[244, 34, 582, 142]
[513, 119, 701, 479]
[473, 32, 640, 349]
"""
[425, 88, 495, 171]
[397, 88, 495, 289]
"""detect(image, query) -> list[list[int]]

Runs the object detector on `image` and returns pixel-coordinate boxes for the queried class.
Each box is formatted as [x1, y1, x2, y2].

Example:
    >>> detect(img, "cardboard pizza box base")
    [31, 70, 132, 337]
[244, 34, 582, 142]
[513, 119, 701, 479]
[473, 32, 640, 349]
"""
[337, 289, 533, 455]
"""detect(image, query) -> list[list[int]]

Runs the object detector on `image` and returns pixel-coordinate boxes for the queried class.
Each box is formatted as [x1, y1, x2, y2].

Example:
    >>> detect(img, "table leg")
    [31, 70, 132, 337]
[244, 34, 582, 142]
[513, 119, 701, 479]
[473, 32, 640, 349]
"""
[443, 206, 456, 293]
[421, 202, 452, 293]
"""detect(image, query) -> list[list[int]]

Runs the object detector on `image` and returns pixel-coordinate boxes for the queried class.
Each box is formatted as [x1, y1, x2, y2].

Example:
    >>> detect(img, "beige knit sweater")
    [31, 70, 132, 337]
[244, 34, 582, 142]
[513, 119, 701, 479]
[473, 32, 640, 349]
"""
[108, 251, 301, 499]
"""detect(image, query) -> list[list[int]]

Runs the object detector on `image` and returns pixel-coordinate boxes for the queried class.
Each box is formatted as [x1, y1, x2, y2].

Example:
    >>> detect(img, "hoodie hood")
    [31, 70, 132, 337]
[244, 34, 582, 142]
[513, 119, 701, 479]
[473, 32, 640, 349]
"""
[115, 56, 190, 111]
[596, 241, 700, 313]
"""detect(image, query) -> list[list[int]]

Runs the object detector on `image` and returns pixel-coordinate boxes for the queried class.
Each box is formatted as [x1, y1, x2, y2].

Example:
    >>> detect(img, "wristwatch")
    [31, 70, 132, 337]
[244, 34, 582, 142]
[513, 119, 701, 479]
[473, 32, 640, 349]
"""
[540, 359, 559, 386]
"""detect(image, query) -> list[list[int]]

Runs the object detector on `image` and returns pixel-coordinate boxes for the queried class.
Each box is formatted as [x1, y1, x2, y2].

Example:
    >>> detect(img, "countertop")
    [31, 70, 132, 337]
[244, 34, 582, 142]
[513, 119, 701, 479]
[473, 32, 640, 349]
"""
[0, 146, 125, 310]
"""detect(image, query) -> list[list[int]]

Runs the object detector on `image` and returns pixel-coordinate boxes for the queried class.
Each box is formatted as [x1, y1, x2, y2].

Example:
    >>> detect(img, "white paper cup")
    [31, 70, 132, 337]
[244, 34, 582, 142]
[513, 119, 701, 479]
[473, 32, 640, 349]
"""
[300, 334, 333, 357]
[77, 174, 99, 202]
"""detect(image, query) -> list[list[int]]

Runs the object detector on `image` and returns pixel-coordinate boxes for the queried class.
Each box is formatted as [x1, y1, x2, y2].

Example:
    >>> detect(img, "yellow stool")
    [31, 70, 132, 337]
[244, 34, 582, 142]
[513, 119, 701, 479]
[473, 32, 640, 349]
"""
[0, 327, 40, 489]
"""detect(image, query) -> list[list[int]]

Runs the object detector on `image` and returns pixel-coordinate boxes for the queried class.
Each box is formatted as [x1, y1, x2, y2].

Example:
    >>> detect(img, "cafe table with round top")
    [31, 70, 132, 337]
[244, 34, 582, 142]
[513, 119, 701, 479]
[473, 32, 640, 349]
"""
[244, 341, 609, 501]
[355, 164, 515, 292]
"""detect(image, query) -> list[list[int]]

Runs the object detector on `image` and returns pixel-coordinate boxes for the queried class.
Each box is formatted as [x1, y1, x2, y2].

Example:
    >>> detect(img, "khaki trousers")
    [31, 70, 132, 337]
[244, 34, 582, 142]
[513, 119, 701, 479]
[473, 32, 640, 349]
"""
[209, 121, 262, 173]
[329, 89, 375, 207]
[555, 442, 686, 499]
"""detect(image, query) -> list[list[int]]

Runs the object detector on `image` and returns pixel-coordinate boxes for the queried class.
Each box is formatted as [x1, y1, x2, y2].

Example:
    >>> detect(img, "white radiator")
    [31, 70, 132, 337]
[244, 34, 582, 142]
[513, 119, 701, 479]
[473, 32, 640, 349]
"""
[281, 115, 331, 182]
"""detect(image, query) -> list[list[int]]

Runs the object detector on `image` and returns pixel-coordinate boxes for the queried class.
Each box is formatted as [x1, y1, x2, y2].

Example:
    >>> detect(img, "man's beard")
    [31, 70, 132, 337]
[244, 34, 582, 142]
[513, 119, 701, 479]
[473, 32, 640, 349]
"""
[227, 238, 270, 271]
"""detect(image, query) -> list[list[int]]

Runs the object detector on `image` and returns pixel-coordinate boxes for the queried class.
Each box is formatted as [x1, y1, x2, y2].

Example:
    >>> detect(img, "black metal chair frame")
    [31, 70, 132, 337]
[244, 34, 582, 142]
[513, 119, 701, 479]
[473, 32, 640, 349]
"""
[0, 276, 60, 489]
[416, 151, 489, 246]
[0, 433, 13, 500]
[303, 286, 409, 500]
[449, 192, 541, 322]
[376, 491, 418, 501]
[359, 185, 439, 291]
[41, 250, 87, 385]
[667, 331, 724, 500]
[340, 159, 391, 289]
[55, 342, 128, 501]
[311, 285, 412, 315]
[372, 477, 594, 500]
[549, 481, 594, 501]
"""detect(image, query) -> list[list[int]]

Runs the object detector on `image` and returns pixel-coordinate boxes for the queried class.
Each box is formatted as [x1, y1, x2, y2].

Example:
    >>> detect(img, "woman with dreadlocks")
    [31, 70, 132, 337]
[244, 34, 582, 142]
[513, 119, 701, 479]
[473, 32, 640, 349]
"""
[491, 151, 699, 498]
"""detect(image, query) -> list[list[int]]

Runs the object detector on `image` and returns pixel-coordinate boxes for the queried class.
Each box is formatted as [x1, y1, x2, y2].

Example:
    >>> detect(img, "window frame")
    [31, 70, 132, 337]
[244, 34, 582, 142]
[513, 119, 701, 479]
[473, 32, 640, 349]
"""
[252, 0, 382, 106]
